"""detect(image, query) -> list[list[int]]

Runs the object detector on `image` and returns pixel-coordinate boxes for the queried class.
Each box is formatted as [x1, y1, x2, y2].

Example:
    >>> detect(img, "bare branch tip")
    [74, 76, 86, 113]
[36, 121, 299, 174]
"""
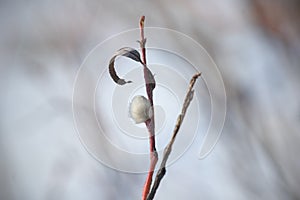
[140, 16, 145, 27]
[194, 72, 202, 79]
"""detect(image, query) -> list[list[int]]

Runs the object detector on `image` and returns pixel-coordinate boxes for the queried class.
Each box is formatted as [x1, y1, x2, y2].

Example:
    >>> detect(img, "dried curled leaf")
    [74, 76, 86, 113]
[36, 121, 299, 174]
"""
[144, 66, 156, 91]
[109, 47, 142, 85]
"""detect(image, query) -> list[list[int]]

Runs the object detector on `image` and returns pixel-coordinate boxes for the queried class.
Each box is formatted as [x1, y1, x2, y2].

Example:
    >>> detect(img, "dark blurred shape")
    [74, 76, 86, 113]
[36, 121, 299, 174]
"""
[251, 0, 300, 57]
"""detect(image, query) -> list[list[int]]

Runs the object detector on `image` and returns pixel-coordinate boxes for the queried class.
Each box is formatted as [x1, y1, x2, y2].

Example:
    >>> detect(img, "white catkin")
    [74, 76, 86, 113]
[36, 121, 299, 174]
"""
[129, 95, 152, 124]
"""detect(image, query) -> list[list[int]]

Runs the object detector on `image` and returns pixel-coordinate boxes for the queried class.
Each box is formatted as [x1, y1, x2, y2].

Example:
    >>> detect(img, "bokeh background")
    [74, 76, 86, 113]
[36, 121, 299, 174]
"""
[1, 0, 300, 199]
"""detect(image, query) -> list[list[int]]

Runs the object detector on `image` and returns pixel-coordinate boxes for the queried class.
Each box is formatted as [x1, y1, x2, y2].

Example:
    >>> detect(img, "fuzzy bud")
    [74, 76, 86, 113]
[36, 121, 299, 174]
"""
[129, 95, 152, 124]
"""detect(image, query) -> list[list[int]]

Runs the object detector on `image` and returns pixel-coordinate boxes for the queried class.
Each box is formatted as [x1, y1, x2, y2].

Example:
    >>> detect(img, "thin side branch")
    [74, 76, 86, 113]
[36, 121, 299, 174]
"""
[140, 16, 158, 200]
[147, 72, 202, 200]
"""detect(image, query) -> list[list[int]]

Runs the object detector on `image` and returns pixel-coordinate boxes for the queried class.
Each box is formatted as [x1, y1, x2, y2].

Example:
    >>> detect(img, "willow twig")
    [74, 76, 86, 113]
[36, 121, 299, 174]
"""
[146, 72, 202, 200]
[139, 16, 158, 200]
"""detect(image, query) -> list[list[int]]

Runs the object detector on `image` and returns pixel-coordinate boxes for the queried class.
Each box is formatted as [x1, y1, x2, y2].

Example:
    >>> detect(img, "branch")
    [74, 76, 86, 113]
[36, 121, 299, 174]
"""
[139, 16, 158, 200]
[147, 72, 202, 200]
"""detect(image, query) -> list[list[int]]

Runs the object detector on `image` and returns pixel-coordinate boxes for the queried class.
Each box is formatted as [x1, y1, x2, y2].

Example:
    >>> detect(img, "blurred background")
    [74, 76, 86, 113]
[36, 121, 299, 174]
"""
[1, 0, 300, 199]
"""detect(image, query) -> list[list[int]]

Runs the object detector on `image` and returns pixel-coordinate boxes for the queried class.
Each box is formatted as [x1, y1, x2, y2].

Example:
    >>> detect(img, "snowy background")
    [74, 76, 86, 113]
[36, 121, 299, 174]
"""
[1, 0, 300, 199]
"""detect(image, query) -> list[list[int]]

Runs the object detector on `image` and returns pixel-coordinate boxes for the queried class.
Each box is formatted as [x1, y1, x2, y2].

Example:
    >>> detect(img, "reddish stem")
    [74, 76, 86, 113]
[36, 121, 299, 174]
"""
[139, 16, 158, 200]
